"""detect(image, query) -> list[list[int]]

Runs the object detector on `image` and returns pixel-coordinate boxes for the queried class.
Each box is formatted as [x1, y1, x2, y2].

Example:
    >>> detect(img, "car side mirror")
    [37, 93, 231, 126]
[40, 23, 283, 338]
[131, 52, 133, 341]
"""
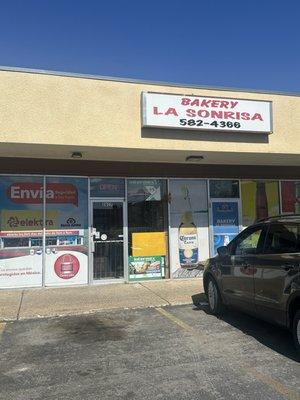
[217, 246, 229, 257]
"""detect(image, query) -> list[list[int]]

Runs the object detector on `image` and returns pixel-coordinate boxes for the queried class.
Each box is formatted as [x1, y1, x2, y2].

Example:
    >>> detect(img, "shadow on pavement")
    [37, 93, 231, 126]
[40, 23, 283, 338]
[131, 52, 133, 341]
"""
[191, 292, 299, 362]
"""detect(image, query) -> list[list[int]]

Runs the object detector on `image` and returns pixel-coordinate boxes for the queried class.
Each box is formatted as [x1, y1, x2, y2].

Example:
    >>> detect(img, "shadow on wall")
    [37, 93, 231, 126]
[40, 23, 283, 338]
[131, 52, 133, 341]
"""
[141, 127, 270, 144]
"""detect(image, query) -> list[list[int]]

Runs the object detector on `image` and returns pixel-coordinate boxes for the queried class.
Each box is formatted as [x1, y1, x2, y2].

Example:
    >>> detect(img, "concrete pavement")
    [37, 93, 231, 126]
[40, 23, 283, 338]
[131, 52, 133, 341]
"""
[0, 279, 204, 321]
[1, 304, 299, 400]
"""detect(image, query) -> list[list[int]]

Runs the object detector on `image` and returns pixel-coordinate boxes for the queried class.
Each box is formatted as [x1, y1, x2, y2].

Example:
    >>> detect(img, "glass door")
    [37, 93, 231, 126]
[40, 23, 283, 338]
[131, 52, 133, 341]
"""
[91, 200, 125, 280]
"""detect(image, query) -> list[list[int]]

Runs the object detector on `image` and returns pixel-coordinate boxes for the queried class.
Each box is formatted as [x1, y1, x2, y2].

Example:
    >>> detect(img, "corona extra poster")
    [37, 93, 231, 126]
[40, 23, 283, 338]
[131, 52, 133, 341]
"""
[169, 180, 209, 278]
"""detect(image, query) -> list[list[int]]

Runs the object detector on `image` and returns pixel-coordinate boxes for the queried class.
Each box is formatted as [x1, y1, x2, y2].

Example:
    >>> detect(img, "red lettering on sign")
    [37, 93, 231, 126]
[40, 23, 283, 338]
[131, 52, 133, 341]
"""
[198, 109, 210, 118]
[223, 112, 235, 119]
[181, 98, 190, 106]
[153, 107, 163, 115]
[165, 107, 178, 116]
[210, 110, 223, 119]
[241, 112, 250, 120]
[186, 109, 196, 117]
[210, 100, 220, 108]
[219, 101, 230, 108]
[200, 99, 211, 107]
[252, 113, 263, 121]
[190, 99, 200, 107]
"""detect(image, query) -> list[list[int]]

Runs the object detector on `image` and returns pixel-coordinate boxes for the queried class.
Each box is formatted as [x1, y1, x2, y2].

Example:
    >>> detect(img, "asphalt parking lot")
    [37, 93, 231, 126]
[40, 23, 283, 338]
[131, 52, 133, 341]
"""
[0, 301, 299, 400]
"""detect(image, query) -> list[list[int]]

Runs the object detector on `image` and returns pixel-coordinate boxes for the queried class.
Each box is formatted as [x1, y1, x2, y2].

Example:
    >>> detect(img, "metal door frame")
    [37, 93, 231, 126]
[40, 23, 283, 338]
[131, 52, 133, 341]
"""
[89, 198, 128, 284]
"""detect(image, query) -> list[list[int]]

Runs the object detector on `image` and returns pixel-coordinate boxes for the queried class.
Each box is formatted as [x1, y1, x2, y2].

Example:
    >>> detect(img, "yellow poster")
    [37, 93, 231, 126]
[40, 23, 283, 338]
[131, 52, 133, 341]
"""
[1, 209, 59, 231]
[132, 232, 167, 256]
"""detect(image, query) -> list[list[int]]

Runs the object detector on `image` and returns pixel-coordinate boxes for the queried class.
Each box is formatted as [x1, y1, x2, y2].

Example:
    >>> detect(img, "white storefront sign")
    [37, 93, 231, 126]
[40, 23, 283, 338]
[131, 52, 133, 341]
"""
[142, 92, 272, 133]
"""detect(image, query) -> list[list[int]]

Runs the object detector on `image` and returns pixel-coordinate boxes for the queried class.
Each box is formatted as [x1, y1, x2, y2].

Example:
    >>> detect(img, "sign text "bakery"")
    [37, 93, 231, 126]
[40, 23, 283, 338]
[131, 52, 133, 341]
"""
[142, 92, 272, 133]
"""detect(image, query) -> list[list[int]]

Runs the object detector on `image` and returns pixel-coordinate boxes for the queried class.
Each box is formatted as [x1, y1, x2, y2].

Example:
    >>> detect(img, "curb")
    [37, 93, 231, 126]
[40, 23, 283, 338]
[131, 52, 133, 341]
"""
[0, 300, 196, 323]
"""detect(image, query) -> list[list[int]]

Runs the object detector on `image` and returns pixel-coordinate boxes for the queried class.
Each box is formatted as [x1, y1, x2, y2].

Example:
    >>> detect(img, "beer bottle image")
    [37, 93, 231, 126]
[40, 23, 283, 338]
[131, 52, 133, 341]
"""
[178, 211, 199, 267]
[255, 182, 268, 221]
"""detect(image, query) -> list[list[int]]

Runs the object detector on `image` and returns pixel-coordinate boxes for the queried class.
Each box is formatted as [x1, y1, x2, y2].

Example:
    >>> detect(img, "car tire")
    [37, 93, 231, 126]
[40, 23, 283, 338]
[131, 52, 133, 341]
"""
[206, 276, 223, 315]
[292, 310, 300, 356]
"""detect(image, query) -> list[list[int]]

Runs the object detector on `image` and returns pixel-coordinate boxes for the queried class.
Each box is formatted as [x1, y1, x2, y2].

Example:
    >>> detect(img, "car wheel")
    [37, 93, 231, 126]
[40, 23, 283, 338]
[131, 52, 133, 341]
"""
[292, 310, 300, 355]
[207, 277, 223, 315]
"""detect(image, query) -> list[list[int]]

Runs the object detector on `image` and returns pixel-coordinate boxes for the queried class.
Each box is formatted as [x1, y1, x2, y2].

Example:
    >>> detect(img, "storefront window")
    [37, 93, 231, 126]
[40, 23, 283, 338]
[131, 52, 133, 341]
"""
[0, 175, 44, 288]
[90, 178, 125, 198]
[209, 180, 241, 256]
[280, 181, 300, 214]
[209, 180, 239, 198]
[127, 179, 168, 280]
[44, 177, 89, 286]
[169, 179, 209, 278]
[241, 180, 280, 226]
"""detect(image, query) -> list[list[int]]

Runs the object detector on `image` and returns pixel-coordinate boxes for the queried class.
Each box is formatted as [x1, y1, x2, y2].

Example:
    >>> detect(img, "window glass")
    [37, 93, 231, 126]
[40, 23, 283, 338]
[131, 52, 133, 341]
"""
[233, 227, 263, 256]
[90, 178, 125, 198]
[0, 175, 43, 288]
[127, 179, 168, 281]
[212, 201, 240, 255]
[209, 180, 239, 198]
[44, 177, 89, 286]
[281, 181, 300, 214]
[264, 223, 300, 254]
[241, 180, 279, 226]
[169, 179, 209, 278]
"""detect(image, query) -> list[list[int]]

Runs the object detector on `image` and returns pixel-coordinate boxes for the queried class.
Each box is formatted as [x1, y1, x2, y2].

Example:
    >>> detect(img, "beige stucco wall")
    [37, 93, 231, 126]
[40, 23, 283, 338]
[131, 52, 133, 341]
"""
[0, 69, 299, 165]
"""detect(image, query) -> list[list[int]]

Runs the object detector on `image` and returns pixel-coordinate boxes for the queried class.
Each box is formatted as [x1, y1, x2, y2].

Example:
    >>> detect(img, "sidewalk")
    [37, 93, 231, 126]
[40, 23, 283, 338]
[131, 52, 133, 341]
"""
[0, 279, 204, 321]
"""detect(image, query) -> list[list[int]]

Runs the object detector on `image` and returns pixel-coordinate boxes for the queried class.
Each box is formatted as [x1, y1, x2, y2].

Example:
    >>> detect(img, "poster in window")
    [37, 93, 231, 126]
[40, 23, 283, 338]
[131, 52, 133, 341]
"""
[212, 201, 240, 255]
[169, 180, 209, 278]
[0, 176, 44, 288]
[128, 256, 164, 280]
[241, 181, 279, 226]
[127, 179, 162, 202]
[209, 180, 239, 198]
[281, 181, 300, 214]
[44, 177, 89, 286]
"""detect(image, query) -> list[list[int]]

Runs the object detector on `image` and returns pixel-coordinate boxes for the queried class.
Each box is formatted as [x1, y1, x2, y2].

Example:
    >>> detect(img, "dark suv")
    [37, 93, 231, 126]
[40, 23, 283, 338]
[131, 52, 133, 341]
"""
[203, 215, 300, 354]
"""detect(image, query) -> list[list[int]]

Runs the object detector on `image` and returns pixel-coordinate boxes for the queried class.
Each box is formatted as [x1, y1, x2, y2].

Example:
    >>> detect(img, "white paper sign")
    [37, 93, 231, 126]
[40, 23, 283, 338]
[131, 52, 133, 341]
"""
[0, 252, 42, 288]
[45, 249, 88, 286]
[142, 92, 272, 133]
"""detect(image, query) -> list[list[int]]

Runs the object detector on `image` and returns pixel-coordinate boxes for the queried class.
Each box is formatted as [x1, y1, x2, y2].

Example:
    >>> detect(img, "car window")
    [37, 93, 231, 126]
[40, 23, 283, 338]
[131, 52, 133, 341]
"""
[264, 223, 300, 254]
[232, 227, 264, 256]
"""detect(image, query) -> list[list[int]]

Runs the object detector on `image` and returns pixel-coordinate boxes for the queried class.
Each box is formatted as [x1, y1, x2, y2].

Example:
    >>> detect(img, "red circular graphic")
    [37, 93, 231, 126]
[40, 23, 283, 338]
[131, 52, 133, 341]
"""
[54, 254, 80, 279]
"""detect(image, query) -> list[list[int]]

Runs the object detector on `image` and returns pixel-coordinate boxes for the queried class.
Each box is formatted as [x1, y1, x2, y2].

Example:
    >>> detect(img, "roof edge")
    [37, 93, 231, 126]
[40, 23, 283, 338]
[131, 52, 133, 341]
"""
[0, 65, 299, 98]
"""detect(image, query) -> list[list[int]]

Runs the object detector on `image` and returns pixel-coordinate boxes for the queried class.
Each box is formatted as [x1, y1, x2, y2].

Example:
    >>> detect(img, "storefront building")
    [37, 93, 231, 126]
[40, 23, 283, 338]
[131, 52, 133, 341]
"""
[0, 67, 299, 288]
